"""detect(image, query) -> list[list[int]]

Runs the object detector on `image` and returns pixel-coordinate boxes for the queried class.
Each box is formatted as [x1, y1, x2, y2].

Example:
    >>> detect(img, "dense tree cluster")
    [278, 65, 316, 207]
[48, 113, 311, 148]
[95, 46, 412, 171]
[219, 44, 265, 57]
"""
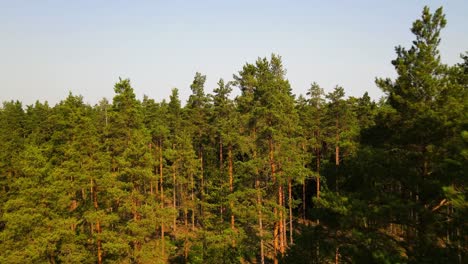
[0, 7, 466, 264]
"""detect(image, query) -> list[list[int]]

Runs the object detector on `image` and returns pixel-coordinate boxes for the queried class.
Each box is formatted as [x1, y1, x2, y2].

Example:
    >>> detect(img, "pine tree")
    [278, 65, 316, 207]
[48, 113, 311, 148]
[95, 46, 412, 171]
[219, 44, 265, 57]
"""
[107, 78, 154, 262]
[374, 6, 466, 262]
[1, 6, 466, 262]
[235, 54, 301, 263]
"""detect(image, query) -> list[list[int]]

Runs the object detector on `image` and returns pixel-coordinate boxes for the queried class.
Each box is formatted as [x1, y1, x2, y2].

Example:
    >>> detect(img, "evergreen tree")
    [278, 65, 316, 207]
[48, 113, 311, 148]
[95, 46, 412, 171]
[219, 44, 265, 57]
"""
[235, 54, 301, 263]
[0, 6, 466, 263]
[372, 6, 466, 262]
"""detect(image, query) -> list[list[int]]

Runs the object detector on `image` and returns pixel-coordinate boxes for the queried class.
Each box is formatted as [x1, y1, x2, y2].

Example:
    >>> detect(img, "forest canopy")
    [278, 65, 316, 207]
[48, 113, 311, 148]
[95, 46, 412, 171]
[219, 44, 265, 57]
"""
[0, 6, 466, 264]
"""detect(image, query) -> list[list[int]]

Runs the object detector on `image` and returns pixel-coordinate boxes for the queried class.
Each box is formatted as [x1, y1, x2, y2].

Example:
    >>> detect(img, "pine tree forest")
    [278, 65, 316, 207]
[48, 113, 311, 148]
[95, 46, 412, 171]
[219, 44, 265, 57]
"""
[0, 6, 466, 264]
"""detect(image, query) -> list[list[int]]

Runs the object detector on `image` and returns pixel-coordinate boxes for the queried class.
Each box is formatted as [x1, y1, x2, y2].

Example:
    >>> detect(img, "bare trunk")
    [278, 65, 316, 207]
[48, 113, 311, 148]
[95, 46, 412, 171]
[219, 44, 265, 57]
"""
[335, 247, 339, 264]
[173, 165, 177, 232]
[184, 208, 189, 261]
[302, 180, 306, 220]
[335, 144, 339, 166]
[316, 148, 321, 199]
[288, 178, 293, 245]
[269, 138, 279, 264]
[253, 127, 265, 264]
[132, 188, 141, 257]
[315, 132, 322, 259]
[283, 185, 287, 249]
[93, 180, 103, 264]
[219, 137, 223, 169]
[301, 142, 306, 220]
[96, 221, 103, 264]
[159, 140, 165, 259]
[92, 180, 98, 209]
[199, 149, 204, 227]
[200, 150, 204, 200]
[335, 120, 340, 193]
[220, 139, 225, 220]
[316, 147, 321, 227]
[191, 172, 195, 231]
[278, 185, 283, 254]
[257, 179, 265, 264]
[279, 184, 285, 254]
[229, 145, 235, 231]
[335, 119, 340, 166]
[274, 215, 278, 264]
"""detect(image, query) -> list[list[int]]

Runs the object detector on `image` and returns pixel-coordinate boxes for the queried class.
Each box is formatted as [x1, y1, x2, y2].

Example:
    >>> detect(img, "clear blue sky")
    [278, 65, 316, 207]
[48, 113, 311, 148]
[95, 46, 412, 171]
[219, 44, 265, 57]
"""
[1, 0, 467, 106]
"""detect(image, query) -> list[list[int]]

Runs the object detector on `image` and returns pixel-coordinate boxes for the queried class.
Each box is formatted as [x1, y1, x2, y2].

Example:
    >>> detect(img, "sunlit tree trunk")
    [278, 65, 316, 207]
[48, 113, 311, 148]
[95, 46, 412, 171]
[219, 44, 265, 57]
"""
[335, 121, 340, 167]
[173, 163, 177, 233]
[316, 145, 321, 200]
[184, 207, 189, 261]
[253, 129, 265, 264]
[301, 142, 307, 221]
[288, 178, 293, 245]
[280, 183, 286, 253]
[159, 140, 165, 259]
[229, 144, 235, 231]
[92, 179, 103, 264]
[199, 149, 204, 228]
[256, 178, 265, 264]
[335, 246, 339, 264]
[191, 171, 195, 231]
[270, 138, 279, 264]
[219, 138, 223, 170]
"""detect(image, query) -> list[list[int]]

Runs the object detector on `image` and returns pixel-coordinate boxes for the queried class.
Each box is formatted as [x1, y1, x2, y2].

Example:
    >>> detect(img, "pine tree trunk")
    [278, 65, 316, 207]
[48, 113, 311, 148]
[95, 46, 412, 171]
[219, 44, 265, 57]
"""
[150, 143, 158, 197]
[199, 149, 204, 227]
[269, 138, 279, 264]
[104, 106, 108, 126]
[219, 139, 225, 223]
[253, 127, 265, 264]
[301, 142, 307, 221]
[92, 179, 103, 264]
[191, 172, 195, 231]
[288, 178, 293, 245]
[335, 120, 340, 193]
[159, 140, 165, 259]
[278, 184, 284, 254]
[219, 137, 223, 169]
[316, 148, 321, 200]
[132, 187, 142, 257]
[96, 221, 103, 264]
[256, 178, 265, 264]
[316, 146, 321, 227]
[229, 144, 235, 231]
[282, 184, 287, 248]
[335, 246, 339, 264]
[315, 131, 322, 260]
[274, 217, 278, 264]
[279, 184, 285, 254]
[335, 119, 340, 166]
[335, 144, 339, 166]
[173, 164, 177, 233]
[184, 207, 189, 261]
[302, 180, 306, 220]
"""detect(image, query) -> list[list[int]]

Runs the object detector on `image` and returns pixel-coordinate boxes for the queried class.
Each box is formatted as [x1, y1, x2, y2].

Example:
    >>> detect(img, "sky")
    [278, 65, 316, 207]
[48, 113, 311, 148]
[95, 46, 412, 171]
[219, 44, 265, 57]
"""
[1, 0, 467, 106]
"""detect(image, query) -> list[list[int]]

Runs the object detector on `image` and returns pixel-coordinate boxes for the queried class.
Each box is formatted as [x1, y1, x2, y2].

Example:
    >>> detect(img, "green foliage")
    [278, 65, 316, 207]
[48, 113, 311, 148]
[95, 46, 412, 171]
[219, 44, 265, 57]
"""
[0, 6, 466, 264]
